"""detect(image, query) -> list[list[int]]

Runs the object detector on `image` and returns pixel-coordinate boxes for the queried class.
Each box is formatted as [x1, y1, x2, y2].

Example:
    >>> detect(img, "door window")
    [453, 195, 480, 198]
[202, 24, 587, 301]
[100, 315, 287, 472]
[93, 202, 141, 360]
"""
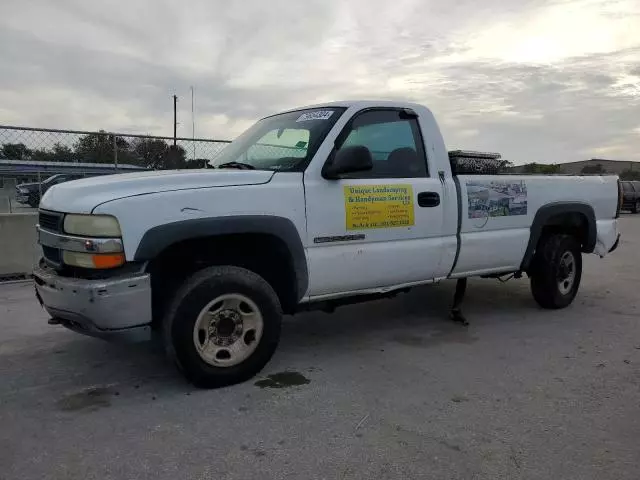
[336, 110, 428, 178]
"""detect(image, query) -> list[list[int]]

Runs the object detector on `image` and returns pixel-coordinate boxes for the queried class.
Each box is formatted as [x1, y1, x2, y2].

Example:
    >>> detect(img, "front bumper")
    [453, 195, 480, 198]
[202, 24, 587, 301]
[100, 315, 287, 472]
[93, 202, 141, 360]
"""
[33, 264, 152, 342]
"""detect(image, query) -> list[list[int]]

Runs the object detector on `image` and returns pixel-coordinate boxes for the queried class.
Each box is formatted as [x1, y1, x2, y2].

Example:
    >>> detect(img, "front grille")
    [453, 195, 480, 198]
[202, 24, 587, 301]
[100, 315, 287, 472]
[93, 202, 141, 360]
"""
[39, 210, 63, 233]
[42, 246, 62, 266]
[38, 210, 64, 268]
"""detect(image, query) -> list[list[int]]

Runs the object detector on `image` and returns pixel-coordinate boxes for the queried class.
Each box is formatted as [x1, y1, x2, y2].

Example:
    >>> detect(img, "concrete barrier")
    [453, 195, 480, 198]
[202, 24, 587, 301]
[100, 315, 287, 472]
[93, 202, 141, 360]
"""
[0, 213, 39, 276]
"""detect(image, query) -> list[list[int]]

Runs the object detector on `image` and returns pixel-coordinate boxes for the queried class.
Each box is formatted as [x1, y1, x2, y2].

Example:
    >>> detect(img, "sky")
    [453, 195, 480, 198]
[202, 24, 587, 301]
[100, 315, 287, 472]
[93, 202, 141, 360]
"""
[1, 0, 639, 164]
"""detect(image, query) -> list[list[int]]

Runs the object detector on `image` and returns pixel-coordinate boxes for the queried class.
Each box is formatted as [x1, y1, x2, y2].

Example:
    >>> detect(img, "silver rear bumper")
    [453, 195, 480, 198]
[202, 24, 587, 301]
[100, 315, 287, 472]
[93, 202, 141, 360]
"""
[33, 265, 152, 342]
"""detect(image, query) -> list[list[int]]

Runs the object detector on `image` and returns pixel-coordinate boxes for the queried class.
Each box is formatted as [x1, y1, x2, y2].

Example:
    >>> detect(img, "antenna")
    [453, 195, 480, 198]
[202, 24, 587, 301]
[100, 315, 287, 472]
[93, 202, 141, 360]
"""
[191, 86, 196, 162]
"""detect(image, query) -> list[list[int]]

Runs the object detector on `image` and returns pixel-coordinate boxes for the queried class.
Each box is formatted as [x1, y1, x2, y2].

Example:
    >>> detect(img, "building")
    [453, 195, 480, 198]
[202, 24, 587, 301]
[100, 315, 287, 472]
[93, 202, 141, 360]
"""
[511, 159, 640, 175]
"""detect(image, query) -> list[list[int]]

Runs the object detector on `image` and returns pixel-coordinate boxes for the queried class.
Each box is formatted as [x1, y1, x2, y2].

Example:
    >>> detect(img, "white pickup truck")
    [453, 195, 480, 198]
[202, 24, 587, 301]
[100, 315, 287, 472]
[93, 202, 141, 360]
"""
[34, 101, 621, 387]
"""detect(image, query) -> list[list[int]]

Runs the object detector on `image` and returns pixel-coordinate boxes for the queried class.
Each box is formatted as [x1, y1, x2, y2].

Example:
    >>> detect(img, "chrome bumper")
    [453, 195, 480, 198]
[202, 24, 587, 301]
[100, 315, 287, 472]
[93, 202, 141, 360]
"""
[33, 265, 152, 342]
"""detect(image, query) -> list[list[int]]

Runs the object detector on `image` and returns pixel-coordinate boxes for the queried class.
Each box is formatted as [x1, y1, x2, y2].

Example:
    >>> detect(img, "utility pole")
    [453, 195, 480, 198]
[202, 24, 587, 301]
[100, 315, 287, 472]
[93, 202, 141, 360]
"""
[173, 94, 178, 146]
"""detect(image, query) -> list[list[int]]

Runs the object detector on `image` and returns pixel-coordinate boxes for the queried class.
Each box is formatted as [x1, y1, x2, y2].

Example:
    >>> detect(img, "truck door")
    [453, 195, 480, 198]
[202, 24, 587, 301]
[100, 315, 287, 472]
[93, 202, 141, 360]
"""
[303, 108, 449, 298]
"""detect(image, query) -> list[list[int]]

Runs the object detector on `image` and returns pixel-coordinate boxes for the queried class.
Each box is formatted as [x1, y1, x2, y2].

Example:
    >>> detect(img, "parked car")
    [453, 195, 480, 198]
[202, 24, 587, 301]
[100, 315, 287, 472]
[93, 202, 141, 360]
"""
[620, 180, 640, 213]
[16, 174, 85, 207]
[34, 100, 621, 388]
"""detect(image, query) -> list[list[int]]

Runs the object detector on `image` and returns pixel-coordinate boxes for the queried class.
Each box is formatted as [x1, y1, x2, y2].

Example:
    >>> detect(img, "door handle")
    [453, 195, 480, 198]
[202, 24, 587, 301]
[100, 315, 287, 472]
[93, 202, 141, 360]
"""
[417, 191, 440, 207]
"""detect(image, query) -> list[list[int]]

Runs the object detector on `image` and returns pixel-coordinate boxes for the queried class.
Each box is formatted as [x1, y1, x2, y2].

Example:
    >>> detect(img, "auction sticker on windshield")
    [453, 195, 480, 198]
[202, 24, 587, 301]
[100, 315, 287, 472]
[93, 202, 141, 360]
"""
[344, 184, 414, 230]
[296, 110, 334, 122]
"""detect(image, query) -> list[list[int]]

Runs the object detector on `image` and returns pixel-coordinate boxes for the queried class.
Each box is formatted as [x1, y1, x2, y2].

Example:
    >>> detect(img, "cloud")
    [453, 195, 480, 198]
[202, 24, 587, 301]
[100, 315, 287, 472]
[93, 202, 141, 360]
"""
[0, 0, 639, 163]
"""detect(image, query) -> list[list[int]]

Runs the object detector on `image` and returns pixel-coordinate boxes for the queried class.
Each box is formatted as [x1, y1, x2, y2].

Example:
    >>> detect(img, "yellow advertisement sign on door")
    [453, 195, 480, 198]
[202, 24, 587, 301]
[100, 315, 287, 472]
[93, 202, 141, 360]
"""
[344, 184, 415, 230]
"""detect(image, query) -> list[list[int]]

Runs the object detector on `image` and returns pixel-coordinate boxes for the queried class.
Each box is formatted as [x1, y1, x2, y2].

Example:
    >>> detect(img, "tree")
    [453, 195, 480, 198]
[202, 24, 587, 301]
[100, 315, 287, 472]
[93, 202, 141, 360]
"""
[163, 145, 188, 169]
[132, 138, 171, 169]
[31, 143, 75, 162]
[1, 143, 31, 160]
[130, 138, 189, 169]
[497, 159, 514, 173]
[521, 162, 563, 174]
[74, 131, 131, 164]
[580, 163, 606, 174]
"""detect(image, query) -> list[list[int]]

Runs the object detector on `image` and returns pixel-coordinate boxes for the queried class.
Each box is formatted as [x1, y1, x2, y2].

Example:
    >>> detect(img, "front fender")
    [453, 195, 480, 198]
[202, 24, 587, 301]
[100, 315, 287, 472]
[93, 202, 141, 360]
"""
[133, 215, 308, 301]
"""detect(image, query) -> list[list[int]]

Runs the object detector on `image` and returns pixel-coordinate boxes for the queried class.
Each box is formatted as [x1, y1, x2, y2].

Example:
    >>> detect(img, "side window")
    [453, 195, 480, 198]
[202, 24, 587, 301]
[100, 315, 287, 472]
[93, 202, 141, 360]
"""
[336, 110, 428, 178]
[622, 182, 632, 192]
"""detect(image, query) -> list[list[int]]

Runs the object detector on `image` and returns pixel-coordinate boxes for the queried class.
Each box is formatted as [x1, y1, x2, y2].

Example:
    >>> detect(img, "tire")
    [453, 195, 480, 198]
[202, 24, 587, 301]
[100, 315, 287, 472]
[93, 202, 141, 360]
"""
[28, 194, 39, 208]
[530, 234, 582, 309]
[163, 265, 282, 388]
[633, 200, 640, 214]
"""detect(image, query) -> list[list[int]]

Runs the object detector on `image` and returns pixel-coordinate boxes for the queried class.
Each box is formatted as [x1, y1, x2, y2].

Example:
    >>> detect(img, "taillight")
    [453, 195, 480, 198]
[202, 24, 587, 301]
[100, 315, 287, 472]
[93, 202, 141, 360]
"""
[616, 179, 622, 218]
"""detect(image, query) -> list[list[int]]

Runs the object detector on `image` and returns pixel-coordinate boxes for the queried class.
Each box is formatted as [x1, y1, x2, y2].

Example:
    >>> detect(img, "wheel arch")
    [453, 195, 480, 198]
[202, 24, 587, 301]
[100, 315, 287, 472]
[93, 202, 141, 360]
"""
[521, 202, 596, 271]
[134, 215, 308, 314]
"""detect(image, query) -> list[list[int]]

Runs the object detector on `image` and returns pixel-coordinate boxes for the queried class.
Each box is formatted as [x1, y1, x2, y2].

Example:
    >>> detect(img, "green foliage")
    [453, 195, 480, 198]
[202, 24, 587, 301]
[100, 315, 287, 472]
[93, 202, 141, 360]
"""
[31, 143, 75, 162]
[497, 160, 514, 172]
[162, 145, 188, 169]
[1, 143, 31, 159]
[132, 138, 170, 169]
[74, 131, 133, 164]
[1, 133, 207, 170]
[131, 138, 188, 169]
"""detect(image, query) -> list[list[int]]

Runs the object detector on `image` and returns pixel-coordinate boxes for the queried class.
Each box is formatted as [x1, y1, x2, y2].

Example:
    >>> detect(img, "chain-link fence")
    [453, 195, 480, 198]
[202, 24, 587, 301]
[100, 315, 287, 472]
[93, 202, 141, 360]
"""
[0, 125, 231, 213]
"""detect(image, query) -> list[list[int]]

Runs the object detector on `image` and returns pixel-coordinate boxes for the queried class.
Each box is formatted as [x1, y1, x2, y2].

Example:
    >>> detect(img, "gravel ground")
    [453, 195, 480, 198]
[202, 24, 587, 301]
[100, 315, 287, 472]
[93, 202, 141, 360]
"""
[1, 216, 639, 480]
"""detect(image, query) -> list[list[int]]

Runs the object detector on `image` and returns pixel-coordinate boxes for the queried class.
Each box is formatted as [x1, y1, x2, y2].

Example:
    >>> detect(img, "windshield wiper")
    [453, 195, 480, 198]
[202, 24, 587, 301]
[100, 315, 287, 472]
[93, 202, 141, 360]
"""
[217, 162, 255, 170]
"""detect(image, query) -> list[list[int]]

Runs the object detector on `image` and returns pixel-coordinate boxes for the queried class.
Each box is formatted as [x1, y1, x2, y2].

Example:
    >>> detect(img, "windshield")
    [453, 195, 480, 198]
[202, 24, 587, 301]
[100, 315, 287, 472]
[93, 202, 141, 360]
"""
[210, 107, 345, 171]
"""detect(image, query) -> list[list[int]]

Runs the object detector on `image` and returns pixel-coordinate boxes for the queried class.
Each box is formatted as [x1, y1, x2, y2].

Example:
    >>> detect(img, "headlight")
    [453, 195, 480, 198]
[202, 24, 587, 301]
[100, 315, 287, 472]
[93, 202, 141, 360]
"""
[63, 214, 121, 237]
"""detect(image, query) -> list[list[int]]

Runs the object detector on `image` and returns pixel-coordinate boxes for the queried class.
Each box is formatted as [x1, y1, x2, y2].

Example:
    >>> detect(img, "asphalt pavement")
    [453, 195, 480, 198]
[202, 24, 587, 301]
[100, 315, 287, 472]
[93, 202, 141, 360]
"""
[1, 216, 639, 480]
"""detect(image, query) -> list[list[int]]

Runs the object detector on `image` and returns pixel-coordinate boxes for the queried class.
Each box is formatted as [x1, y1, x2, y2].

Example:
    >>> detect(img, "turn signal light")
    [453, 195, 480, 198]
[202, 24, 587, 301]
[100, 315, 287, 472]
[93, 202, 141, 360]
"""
[62, 251, 126, 269]
[92, 253, 126, 269]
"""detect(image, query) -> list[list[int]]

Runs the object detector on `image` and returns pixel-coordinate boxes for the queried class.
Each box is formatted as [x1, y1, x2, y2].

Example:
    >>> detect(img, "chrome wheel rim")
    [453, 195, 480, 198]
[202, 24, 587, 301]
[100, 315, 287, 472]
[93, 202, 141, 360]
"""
[557, 251, 576, 295]
[193, 293, 264, 367]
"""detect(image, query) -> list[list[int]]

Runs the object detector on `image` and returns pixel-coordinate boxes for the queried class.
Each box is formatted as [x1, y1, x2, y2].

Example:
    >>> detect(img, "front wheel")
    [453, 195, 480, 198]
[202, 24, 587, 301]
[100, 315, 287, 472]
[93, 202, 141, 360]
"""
[530, 234, 582, 309]
[163, 266, 282, 388]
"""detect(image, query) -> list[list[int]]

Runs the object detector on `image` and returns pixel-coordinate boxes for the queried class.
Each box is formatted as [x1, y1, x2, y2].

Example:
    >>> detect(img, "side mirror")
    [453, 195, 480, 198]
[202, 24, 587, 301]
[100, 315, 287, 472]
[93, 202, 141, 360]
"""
[322, 145, 373, 179]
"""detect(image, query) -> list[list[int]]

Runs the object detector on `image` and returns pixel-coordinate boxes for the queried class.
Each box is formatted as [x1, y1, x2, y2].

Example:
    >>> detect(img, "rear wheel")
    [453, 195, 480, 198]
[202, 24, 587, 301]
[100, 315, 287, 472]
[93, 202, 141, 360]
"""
[163, 266, 282, 388]
[530, 234, 582, 309]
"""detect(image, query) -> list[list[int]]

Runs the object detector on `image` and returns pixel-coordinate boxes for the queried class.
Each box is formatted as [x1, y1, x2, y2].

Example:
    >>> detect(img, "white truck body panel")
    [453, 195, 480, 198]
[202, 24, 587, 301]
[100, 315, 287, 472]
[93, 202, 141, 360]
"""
[452, 174, 619, 276]
[92, 173, 307, 263]
[40, 169, 274, 213]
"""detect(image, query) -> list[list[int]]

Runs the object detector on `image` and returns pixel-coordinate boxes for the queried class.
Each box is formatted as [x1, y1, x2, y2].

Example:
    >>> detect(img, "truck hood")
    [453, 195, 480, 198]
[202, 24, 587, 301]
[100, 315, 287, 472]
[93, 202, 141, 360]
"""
[40, 169, 275, 214]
